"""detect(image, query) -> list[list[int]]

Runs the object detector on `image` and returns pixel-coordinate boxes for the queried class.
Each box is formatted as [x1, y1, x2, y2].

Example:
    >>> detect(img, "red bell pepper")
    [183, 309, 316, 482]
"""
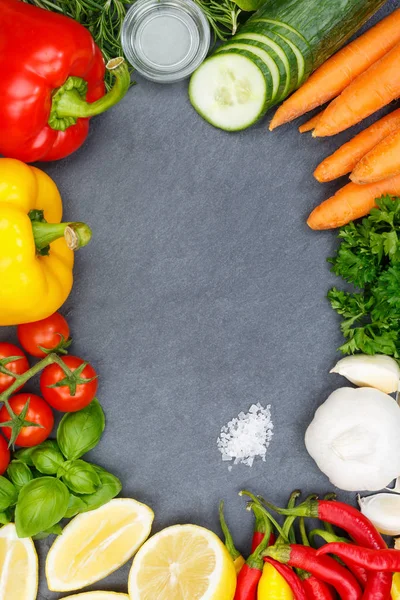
[0, 0, 130, 162]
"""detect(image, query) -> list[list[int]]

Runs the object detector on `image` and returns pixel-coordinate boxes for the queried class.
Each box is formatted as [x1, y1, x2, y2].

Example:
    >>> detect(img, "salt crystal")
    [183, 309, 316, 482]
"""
[217, 403, 274, 468]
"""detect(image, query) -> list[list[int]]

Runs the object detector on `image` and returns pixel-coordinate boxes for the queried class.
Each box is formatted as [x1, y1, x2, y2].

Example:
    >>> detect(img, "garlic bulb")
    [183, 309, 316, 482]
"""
[358, 493, 400, 536]
[331, 354, 400, 394]
[305, 387, 400, 491]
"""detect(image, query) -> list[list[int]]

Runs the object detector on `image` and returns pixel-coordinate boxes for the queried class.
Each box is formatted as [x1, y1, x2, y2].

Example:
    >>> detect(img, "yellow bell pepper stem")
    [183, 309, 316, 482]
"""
[31, 219, 92, 252]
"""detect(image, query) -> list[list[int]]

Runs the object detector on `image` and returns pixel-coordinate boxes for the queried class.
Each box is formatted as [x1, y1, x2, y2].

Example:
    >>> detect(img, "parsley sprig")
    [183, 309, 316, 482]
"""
[328, 196, 400, 358]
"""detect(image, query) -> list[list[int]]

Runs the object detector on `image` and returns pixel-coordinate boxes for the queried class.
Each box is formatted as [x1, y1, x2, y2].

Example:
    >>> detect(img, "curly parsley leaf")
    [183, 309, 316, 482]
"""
[328, 196, 400, 358]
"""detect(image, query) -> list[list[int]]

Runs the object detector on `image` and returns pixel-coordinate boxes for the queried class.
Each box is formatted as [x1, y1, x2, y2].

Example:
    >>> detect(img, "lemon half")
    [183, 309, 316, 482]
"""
[128, 524, 237, 600]
[0, 523, 38, 600]
[46, 498, 154, 592]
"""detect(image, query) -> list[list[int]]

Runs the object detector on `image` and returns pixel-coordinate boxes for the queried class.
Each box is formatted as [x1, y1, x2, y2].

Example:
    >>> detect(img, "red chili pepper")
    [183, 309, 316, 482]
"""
[219, 501, 245, 574]
[264, 496, 392, 597]
[264, 558, 308, 600]
[302, 574, 335, 600]
[363, 571, 393, 600]
[235, 508, 272, 600]
[265, 544, 362, 600]
[309, 527, 368, 587]
[317, 542, 400, 571]
[250, 502, 276, 553]
[0, 0, 130, 163]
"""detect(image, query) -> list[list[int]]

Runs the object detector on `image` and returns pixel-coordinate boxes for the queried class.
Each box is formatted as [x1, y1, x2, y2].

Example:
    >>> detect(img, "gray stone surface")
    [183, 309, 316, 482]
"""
[0, 1, 397, 596]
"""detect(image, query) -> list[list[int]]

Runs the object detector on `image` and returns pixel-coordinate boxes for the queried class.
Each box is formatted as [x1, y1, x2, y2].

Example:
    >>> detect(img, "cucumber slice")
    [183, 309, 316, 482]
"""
[251, 19, 313, 83]
[215, 42, 282, 101]
[234, 31, 296, 99]
[189, 52, 270, 131]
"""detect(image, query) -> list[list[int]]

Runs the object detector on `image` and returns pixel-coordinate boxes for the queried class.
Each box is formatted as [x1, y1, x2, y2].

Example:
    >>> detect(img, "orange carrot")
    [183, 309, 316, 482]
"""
[307, 173, 400, 230]
[313, 43, 400, 138]
[351, 128, 400, 184]
[314, 109, 400, 182]
[270, 8, 400, 130]
[298, 111, 323, 133]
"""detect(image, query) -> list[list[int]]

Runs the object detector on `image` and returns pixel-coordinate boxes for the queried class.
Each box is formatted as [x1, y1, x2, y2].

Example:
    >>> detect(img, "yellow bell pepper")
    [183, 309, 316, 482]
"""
[258, 562, 294, 600]
[0, 159, 91, 326]
[392, 573, 400, 599]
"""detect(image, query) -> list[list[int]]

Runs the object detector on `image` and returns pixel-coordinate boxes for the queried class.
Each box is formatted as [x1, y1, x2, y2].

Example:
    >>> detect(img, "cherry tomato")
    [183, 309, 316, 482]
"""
[0, 435, 10, 475]
[17, 313, 71, 358]
[40, 355, 98, 412]
[0, 393, 54, 447]
[0, 343, 29, 393]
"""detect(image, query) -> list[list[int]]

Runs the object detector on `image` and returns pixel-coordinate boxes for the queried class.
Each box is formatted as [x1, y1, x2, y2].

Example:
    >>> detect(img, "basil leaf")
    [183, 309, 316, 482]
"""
[64, 494, 86, 518]
[32, 446, 65, 475]
[15, 440, 59, 466]
[0, 509, 12, 525]
[78, 465, 122, 512]
[0, 477, 18, 511]
[61, 460, 101, 495]
[15, 477, 69, 538]
[57, 399, 105, 460]
[6, 460, 33, 490]
[32, 523, 63, 540]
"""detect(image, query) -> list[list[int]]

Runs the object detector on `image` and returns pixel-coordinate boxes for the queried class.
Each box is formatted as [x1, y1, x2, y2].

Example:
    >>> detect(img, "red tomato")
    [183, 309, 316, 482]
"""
[0, 435, 10, 475]
[17, 313, 70, 358]
[0, 343, 29, 393]
[0, 393, 54, 447]
[40, 355, 98, 412]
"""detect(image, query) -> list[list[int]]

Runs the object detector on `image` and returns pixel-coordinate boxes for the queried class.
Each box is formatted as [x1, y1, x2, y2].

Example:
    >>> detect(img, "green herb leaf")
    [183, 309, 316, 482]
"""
[57, 398, 105, 460]
[78, 465, 122, 513]
[15, 439, 59, 466]
[61, 460, 101, 495]
[6, 460, 33, 490]
[32, 445, 65, 475]
[0, 510, 12, 525]
[0, 477, 18, 511]
[15, 477, 69, 538]
[32, 523, 63, 540]
[328, 196, 400, 358]
[64, 494, 86, 519]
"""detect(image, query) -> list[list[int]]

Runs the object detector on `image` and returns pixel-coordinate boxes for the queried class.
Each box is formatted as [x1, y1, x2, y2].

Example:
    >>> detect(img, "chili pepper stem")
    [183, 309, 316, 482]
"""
[49, 58, 130, 131]
[31, 221, 92, 252]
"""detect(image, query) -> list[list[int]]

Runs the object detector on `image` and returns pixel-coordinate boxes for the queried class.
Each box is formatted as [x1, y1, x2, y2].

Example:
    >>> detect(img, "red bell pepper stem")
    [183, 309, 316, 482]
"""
[265, 544, 362, 600]
[265, 558, 308, 600]
[49, 58, 130, 131]
[219, 500, 245, 573]
[302, 574, 336, 600]
[234, 508, 272, 600]
[317, 542, 400, 571]
[309, 528, 368, 587]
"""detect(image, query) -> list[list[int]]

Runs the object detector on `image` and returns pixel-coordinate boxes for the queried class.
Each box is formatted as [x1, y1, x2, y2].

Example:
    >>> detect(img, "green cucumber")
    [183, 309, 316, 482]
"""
[250, 19, 313, 84]
[189, 51, 270, 132]
[215, 42, 284, 102]
[234, 32, 295, 100]
[251, 0, 387, 69]
[191, 0, 386, 130]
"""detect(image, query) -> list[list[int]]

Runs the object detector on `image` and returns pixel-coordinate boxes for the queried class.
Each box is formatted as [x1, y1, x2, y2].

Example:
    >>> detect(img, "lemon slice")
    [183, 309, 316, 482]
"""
[0, 523, 38, 600]
[46, 498, 154, 592]
[128, 524, 237, 600]
[60, 594, 129, 600]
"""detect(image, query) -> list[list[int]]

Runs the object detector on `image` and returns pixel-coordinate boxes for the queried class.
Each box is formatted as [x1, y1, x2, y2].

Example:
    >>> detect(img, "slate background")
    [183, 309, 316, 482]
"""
[0, 1, 397, 596]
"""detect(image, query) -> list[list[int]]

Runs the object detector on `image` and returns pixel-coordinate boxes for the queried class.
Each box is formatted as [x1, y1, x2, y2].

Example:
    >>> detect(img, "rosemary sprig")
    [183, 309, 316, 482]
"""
[22, 0, 242, 87]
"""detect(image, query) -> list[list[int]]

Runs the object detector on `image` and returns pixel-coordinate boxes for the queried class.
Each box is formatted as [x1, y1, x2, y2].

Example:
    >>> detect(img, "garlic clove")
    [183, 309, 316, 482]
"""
[358, 493, 400, 536]
[331, 354, 400, 394]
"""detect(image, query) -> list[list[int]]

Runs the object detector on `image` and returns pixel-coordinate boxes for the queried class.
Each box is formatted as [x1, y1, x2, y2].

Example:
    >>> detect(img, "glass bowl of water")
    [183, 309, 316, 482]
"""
[121, 0, 211, 83]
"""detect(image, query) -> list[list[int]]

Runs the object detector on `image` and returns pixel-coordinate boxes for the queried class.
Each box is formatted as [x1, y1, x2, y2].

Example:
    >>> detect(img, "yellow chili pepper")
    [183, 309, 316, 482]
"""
[0, 158, 91, 326]
[258, 562, 294, 600]
[392, 573, 400, 599]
